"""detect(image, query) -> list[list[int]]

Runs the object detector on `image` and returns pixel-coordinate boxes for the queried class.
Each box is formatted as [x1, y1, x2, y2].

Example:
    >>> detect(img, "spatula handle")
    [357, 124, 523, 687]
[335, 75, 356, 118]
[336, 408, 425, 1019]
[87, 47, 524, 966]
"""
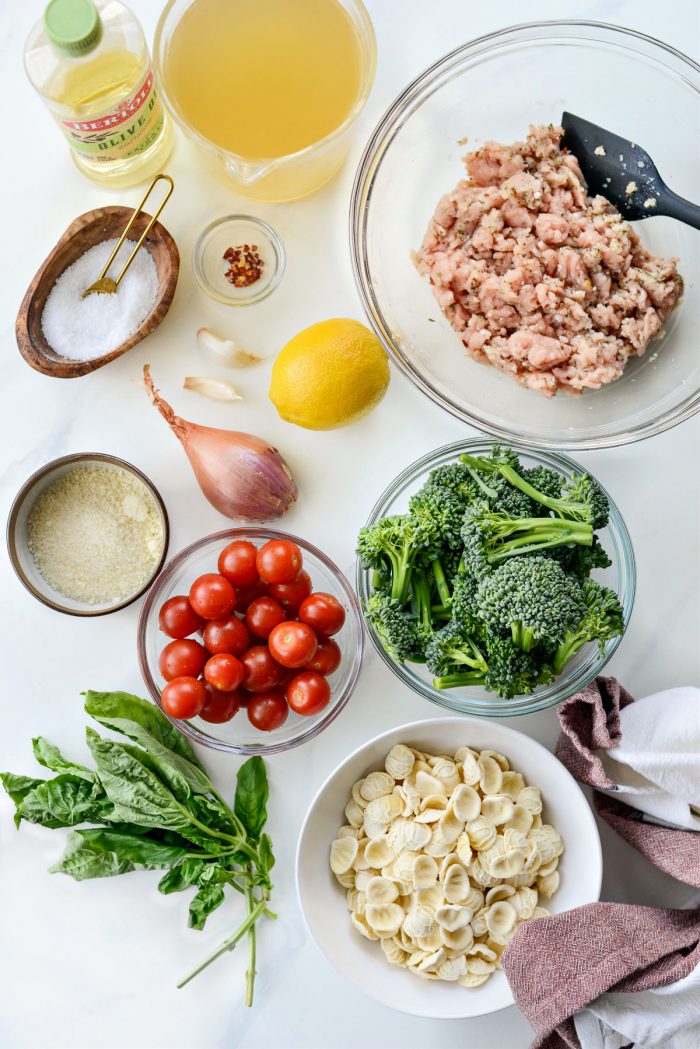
[656, 186, 700, 231]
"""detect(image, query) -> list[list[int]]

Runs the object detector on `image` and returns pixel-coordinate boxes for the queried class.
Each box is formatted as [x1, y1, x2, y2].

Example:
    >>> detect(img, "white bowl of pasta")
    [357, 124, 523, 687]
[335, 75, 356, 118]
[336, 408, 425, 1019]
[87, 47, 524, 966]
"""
[296, 716, 602, 1018]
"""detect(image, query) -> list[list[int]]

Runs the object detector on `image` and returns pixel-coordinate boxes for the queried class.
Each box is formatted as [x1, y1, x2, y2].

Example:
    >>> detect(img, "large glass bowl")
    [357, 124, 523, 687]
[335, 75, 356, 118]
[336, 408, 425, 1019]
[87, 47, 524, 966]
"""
[350, 21, 700, 448]
[138, 529, 363, 755]
[356, 440, 636, 717]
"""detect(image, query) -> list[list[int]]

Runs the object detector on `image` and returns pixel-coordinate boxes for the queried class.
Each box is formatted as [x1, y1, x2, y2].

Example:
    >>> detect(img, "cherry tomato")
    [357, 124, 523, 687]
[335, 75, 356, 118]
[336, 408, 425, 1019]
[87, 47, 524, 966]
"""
[256, 539, 303, 585]
[245, 596, 286, 639]
[158, 596, 203, 639]
[235, 580, 269, 613]
[204, 653, 244, 692]
[189, 574, 236, 620]
[268, 621, 318, 668]
[299, 592, 346, 637]
[287, 671, 331, 716]
[218, 540, 260, 589]
[161, 676, 206, 719]
[203, 616, 250, 656]
[267, 570, 312, 612]
[199, 683, 241, 724]
[159, 638, 208, 682]
[247, 690, 288, 731]
[304, 638, 341, 675]
[241, 645, 285, 692]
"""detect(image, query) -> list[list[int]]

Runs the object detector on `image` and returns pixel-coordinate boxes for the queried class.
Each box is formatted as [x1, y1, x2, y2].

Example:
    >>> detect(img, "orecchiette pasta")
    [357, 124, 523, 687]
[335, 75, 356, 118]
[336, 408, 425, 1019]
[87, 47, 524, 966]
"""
[330, 744, 564, 988]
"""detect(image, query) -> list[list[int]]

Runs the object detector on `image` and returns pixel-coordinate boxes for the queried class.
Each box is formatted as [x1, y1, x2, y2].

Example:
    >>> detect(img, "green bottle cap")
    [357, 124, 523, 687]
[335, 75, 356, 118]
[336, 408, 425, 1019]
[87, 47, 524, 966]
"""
[44, 0, 102, 56]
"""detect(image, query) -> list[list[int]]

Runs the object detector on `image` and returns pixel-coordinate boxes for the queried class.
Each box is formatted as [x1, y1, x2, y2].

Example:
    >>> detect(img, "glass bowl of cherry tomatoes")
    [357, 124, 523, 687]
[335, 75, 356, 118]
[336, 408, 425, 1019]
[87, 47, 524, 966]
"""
[137, 528, 364, 755]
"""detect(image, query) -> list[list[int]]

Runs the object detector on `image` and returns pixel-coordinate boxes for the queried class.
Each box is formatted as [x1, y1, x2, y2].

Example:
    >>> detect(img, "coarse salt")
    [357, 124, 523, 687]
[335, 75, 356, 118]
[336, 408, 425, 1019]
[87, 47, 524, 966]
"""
[27, 464, 164, 605]
[41, 238, 159, 362]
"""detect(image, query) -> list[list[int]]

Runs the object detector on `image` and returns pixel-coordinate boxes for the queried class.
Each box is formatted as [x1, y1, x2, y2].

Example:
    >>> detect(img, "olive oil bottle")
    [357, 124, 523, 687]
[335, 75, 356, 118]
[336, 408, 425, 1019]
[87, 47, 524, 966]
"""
[25, 0, 173, 186]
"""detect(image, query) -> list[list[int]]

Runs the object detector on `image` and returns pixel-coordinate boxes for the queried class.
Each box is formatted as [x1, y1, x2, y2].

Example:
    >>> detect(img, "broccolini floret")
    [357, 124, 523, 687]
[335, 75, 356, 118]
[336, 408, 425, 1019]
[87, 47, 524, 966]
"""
[461, 452, 610, 530]
[460, 507, 593, 576]
[357, 514, 421, 605]
[363, 592, 430, 663]
[408, 462, 477, 551]
[552, 579, 624, 674]
[549, 535, 612, 579]
[476, 556, 587, 653]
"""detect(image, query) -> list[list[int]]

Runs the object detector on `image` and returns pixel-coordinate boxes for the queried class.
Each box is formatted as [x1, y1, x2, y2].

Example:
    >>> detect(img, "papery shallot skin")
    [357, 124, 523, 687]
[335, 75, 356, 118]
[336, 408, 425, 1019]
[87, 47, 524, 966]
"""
[183, 426, 297, 522]
[413, 124, 683, 397]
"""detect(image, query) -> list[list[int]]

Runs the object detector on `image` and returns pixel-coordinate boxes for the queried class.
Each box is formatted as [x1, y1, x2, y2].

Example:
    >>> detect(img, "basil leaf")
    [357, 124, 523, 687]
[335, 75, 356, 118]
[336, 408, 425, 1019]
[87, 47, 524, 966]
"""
[31, 738, 95, 782]
[84, 691, 206, 772]
[1, 773, 46, 826]
[234, 757, 269, 840]
[257, 833, 275, 875]
[16, 775, 114, 828]
[74, 828, 190, 868]
[86, 729, 192, 833]
[84, 691, 211, 796]
[50, 831, 136, 880]
[189, 867, 227, 929]
[158, 858, 206, 895]
[121, 743, 193, 805]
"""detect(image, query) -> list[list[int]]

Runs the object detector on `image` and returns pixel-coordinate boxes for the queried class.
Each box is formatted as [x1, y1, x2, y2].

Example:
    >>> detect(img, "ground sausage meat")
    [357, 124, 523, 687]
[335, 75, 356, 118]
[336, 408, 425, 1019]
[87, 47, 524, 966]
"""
[413, 124, 683, 396]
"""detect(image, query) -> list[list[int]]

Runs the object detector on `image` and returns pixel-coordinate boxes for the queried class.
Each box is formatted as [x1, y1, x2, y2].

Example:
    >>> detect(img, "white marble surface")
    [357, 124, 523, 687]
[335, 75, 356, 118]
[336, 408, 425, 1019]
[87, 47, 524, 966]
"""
[1, 2, 699, 1047]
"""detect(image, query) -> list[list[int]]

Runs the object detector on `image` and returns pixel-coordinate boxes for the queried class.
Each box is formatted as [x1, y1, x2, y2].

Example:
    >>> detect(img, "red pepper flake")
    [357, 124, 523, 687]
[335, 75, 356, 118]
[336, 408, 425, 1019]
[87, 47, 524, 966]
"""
[222, 244, 264, 288]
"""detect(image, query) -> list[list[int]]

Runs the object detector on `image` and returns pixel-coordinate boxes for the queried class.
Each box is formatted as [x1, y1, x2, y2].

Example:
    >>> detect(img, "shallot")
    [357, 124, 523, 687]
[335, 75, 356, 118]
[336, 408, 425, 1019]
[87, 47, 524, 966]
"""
[143, 365, 297, 522]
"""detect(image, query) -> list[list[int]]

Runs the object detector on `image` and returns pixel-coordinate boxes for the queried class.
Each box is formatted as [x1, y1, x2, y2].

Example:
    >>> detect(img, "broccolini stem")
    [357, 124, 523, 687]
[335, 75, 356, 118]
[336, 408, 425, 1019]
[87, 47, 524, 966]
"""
[489, 527, 593, 563]
[431, 559, 451, 607]
[433, 671, 487, 690]
[511, 622, 536, 652]
[459, 453, 498, 475]
[552, 632, 587, 675]
[497, 464, 586, 520]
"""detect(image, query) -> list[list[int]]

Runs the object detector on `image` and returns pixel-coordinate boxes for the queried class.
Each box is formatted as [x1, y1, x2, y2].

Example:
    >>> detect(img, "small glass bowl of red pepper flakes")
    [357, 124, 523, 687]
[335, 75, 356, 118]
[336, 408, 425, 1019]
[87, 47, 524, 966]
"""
[193, 215, 286, 306]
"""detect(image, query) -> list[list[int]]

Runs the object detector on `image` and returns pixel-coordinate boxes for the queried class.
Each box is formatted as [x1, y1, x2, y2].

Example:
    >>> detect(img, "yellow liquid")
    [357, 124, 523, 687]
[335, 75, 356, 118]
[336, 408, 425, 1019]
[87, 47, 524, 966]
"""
[51, 49, 142, 110]
[164, 0, 363, 159]
[47, 49, 174, 187]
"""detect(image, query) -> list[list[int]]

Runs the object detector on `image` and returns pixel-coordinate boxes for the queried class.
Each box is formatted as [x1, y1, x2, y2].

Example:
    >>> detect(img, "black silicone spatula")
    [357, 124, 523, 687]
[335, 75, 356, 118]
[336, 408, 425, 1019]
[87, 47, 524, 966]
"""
[561, 112, 700, 229]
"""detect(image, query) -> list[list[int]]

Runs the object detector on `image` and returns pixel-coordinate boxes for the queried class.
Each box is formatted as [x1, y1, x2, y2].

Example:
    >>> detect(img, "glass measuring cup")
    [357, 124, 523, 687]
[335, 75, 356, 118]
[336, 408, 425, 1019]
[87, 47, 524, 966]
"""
[153, 0, 376, 202]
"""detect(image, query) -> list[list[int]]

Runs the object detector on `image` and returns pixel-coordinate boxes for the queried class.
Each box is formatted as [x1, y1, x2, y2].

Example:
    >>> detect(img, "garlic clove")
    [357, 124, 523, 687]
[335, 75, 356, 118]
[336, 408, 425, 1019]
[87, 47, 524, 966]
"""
[196, 327, 264, 367]
[183, 376, 242, 402]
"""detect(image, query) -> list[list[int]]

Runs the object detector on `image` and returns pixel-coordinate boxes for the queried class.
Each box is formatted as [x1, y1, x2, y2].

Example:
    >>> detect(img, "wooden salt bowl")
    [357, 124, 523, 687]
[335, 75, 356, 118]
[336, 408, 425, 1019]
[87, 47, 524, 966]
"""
[16, 205, 180, 378]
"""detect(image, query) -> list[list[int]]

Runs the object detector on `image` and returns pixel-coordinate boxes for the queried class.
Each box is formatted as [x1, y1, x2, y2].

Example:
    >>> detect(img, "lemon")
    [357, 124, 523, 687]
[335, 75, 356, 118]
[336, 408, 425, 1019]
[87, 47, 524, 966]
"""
[269, 319, 390, 430]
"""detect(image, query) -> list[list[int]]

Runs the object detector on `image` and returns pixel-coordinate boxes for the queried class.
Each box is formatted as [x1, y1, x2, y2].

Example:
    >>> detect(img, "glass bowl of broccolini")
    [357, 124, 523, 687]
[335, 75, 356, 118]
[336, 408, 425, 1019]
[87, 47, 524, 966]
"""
[356, 441, 635, 717]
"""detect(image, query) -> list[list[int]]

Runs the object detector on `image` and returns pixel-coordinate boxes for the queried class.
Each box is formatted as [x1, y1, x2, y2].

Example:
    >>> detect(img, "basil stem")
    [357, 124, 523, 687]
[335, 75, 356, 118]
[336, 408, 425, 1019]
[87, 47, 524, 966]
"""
[176, 895, 268, 990]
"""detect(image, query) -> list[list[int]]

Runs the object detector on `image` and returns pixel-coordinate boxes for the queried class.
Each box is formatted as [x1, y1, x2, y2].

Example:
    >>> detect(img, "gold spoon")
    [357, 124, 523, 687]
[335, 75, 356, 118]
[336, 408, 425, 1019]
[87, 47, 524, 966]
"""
[82, 173, 174, 297]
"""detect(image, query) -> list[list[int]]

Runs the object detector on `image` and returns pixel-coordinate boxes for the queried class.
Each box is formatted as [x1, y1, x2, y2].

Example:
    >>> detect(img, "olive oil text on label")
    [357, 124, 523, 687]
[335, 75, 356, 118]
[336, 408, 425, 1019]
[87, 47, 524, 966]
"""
[59, 69, 165, 162]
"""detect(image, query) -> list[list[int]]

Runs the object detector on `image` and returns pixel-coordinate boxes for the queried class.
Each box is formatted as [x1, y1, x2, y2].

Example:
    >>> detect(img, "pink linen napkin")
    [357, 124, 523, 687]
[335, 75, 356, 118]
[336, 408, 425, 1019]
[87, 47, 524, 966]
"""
[555, 677, 700, 886]
[502, 902, 700, 1049]
[501, 677, 700, 1048]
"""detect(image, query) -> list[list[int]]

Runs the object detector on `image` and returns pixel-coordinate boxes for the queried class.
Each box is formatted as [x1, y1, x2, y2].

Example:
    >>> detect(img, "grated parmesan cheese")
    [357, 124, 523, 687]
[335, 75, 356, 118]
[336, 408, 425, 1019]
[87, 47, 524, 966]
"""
[27, 464, 164, 605]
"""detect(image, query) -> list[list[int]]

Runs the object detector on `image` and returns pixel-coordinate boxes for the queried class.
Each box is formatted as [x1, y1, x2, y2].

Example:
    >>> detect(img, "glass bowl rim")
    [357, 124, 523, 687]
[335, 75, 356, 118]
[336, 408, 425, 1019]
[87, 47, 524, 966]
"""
[192, 214, 287, 306]
[7, 452, 170, 617]
[355, 438, 636, 717]
[153, 0, 378, 167]
[349, 19, 700, 450]
[138, 526, 364, 755]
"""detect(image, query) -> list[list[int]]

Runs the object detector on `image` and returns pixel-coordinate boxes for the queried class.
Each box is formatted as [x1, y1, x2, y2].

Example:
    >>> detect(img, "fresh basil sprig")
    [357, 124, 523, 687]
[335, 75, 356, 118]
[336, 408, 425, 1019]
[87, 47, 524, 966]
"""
[1, 690, 275, 1006]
